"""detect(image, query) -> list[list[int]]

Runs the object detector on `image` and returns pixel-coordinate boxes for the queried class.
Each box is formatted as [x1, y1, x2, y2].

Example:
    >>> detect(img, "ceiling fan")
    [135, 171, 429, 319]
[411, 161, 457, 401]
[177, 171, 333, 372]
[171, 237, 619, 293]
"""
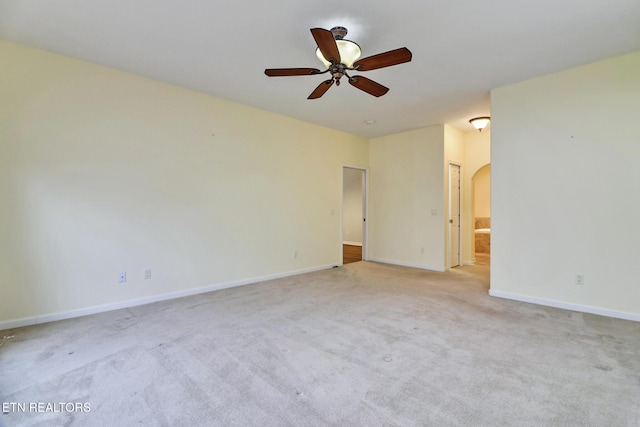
[264, 27, 412, 99]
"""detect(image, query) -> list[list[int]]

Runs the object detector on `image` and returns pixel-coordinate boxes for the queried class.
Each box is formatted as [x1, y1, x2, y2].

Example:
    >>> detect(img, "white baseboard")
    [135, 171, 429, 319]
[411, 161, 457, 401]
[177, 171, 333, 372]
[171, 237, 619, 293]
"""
[367, 258, 445, 273]
[0, 264, 335, 331]
[489, 289, 640, 322]
[342, 241, 363, 246]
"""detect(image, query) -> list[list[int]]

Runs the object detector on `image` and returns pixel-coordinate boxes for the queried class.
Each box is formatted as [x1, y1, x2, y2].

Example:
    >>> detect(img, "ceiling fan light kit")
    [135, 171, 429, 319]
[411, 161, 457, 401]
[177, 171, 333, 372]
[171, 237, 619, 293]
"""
[265, 26, 412, 99]
[315, 39, 361, 68]
[314, 26, 361, 68]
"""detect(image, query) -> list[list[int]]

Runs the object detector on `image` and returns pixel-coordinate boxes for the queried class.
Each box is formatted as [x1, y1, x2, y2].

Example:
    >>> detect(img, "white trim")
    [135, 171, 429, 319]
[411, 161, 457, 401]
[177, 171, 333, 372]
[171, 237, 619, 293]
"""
[342, 241, 363, 246]
[489, 289, 640, 322]
[0, 264, 335, 331]
[368, 258, 446, 273]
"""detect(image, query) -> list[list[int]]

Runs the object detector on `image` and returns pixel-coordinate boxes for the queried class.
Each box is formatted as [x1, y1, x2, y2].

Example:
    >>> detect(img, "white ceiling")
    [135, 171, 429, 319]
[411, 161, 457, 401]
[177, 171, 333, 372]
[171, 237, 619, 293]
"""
[1, 0, 639, 138]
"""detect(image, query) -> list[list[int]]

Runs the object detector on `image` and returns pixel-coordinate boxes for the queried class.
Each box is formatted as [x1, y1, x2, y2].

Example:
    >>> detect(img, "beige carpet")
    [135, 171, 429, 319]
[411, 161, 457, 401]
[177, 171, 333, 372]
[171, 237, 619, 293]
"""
[1, 261, 639, 426]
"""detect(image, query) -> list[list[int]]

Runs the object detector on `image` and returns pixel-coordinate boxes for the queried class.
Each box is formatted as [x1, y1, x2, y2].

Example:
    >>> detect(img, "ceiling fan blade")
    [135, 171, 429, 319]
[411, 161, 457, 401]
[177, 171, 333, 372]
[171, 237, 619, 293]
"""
[353, 47, 412, 71]
[264, 68, 323, 77]
[308, 79, 334, 99]
[348, 76, 389, 97]
[311, 28, 340, 64]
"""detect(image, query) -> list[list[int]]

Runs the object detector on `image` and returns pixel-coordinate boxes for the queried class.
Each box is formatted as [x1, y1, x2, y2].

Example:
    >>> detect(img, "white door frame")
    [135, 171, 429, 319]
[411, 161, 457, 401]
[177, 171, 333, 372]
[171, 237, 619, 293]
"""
[448, 162, 462, 268]
[341, 165, 368, 264]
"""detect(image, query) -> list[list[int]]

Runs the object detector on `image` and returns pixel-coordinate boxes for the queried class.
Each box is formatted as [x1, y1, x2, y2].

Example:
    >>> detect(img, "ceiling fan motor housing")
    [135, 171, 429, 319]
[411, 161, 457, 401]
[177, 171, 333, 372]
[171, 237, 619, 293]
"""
[330, 26, 348, 40]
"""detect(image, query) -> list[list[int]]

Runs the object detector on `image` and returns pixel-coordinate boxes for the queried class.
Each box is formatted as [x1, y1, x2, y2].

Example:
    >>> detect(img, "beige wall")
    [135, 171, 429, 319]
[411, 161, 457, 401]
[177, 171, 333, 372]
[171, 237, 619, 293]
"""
[10, 36, 634, 325]
[491, 50, 640, 319]
[0, 40, 369, 325]
[368, 125, 490, 270]
[369, 126, 446, 271]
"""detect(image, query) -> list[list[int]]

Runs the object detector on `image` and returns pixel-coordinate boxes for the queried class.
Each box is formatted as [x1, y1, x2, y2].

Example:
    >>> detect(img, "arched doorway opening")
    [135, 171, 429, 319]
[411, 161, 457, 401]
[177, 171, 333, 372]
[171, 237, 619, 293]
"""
[472, 164, 491, 265]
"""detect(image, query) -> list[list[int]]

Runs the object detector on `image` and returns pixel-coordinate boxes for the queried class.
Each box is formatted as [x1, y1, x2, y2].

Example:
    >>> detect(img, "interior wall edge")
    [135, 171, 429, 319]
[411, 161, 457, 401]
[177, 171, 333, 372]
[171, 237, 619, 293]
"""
[489, 289, 640, 323]
[0, 263, 336, 332]
[367, 258, 446, 273]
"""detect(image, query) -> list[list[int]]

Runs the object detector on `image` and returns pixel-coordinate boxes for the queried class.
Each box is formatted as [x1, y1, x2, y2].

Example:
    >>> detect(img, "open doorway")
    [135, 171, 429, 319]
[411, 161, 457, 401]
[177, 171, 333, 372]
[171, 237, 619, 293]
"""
[342, 167, 366, 264]
[473, 164, 491, 265]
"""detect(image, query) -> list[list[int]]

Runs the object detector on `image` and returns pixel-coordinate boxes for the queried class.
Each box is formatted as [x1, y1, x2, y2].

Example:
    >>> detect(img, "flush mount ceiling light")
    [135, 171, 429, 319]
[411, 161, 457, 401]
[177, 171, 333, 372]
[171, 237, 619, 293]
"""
[469, 116, 491, 132]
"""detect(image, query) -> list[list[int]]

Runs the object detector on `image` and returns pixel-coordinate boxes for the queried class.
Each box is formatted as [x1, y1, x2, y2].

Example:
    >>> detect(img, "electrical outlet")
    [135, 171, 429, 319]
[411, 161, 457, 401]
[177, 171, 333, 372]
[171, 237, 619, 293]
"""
[144, 269, 151, 280]
[575, 273, 584, 285]
[119, 272, 127, 283]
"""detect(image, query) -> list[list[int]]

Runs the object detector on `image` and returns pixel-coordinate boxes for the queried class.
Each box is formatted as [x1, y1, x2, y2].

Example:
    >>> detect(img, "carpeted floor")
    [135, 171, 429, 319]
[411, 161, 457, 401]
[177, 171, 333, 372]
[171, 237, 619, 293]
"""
[1, 261, 639, 426]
